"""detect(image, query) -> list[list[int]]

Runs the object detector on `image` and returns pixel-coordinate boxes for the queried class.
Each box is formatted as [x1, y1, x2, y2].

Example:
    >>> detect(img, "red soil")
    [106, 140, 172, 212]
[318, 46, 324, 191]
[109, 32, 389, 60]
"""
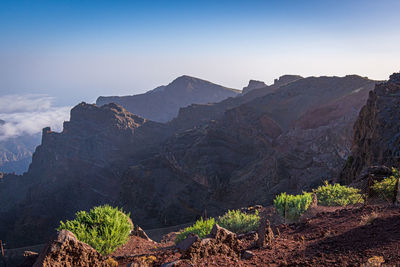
[113, 205, 400, 266]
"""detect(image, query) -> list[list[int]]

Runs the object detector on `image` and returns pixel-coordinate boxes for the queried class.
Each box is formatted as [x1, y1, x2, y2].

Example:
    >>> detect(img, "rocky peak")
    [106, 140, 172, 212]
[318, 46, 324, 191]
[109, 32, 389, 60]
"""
[242, 80, 267, 94]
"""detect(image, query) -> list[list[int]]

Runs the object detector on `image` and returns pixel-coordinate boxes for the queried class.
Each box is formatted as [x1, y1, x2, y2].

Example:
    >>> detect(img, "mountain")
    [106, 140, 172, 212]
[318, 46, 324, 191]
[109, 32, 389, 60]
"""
[0, 132, 40, 174]
[96, 75, 240, 122]
[0, 74, 377, 248]
[170, 74, 304, 130]
[340, 72, 400, 184]
[120, 75, 375, 228]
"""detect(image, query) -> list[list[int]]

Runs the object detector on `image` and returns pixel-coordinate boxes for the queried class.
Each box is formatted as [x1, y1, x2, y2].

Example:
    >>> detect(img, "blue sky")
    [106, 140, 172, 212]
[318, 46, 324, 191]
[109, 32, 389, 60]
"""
[0, 0, 399, 105]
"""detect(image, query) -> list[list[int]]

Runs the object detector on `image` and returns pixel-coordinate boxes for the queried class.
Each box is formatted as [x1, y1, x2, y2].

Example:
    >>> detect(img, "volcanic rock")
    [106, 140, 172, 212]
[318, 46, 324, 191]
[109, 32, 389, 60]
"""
[181, 224, 240, 262]
[340, 72, 400, 183]
[33, 230, 107, 267]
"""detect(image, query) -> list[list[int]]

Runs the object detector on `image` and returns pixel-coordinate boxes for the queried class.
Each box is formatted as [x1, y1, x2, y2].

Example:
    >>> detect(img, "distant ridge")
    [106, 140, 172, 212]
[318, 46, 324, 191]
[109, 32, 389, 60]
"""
[96, 75, 240, 122]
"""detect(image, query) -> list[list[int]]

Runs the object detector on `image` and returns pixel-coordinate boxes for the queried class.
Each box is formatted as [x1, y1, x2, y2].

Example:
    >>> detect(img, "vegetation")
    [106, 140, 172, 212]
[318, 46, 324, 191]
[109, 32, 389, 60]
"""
[273, 192, 312, 221]
[313, 181, 363, 206]
[217, 209, 260, 234]
[175, 209, 260, 243]
[57, 205, 132, 255]
[175, 217, 215, 243]
[371, 167, 400, 200]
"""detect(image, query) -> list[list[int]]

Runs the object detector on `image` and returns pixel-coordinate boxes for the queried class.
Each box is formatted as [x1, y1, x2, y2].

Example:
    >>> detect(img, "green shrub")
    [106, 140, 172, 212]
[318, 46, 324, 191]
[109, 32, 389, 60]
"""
[57, 205, 132, 255]
[217, 209, 260, 234]
[273, 192, 312, 221]
[371, 167, 400, 200]
[313, 181, 363, 206]
[175, 217, 215, 244]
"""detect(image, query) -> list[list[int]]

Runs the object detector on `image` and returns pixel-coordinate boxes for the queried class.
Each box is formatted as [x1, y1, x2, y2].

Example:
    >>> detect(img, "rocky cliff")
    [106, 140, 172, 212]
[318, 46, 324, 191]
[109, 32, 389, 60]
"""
[96, 75, 240, 122]
[340, 73, 400, 183]
[0, 103, 171, 247]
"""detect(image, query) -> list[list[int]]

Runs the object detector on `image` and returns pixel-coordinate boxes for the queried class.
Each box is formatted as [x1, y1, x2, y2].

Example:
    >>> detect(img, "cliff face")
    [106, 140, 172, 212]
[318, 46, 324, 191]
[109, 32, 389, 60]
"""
[1, 75, 377, 248]
[340, 73, 400, 183]
[96, 75, 240, 123]
[1, 103, 171, 247]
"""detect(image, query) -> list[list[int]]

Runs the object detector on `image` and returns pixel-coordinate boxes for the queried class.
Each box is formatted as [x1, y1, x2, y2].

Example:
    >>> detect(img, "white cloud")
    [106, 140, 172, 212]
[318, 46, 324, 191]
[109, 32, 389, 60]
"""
[0, 95, 71, 141]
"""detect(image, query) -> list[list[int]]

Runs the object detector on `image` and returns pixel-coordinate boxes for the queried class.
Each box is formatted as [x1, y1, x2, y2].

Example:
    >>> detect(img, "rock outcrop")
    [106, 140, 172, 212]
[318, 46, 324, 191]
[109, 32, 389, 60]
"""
[340, 72, 400, 183]
[242, 80, 267, 94]
[181, 224, 240, 262]
[33, 230, 107, 267]
[96, 75, 240, 123]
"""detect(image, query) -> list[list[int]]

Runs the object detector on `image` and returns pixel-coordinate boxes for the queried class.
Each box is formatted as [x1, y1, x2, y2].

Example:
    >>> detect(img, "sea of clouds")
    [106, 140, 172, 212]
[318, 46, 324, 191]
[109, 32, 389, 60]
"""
[0, 94, 71, 141]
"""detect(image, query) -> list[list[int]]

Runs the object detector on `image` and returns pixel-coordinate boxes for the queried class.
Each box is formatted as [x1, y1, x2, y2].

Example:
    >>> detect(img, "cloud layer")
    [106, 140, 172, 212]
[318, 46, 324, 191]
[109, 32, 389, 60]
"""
[0, 95, 71, 141]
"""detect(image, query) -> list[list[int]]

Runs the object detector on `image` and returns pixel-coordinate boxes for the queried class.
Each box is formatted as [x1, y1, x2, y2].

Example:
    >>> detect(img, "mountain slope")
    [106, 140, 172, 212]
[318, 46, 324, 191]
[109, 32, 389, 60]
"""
[96, 75, 240, 122]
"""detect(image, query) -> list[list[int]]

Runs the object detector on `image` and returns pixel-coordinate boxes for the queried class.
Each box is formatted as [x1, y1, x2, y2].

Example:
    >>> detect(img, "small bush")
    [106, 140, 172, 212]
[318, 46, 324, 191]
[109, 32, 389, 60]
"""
[313, 181, 363, 206]
[371, 167, 400, 200]
[175, 217, 215, 244]
[57, 205, 132, 255]
[217, 209, 260, 234]
[273, 192, 312, 221]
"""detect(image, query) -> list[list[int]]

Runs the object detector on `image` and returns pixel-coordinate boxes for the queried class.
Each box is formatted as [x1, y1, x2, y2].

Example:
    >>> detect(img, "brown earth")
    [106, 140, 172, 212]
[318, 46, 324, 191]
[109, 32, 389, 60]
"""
[111, 205, 400, 267]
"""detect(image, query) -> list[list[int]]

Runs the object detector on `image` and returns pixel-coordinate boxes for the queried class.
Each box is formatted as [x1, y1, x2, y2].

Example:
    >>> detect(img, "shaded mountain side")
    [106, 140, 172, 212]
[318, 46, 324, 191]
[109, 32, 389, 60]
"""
[0, 103, 172, 247]
[96, 75, 240, 123]
[170, 75, 303, 131]
[0, 74, 377, 248]
[340, 73, 400, 184]
[120, 76, 376, 228]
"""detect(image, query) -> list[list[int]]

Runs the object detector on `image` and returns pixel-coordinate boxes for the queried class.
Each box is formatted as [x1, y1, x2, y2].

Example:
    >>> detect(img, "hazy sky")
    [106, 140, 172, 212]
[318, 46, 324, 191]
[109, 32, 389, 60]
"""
[1, 0, 400, 105]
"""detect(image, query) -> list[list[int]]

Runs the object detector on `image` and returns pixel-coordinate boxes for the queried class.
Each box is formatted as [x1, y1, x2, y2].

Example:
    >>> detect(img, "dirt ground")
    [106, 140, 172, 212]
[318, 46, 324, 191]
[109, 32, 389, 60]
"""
[112, 205, 400, 266]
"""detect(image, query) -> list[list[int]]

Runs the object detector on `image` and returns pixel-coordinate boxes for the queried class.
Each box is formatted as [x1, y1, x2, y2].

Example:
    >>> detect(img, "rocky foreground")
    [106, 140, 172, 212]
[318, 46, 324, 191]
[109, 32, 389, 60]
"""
[13, 204, 400, 266]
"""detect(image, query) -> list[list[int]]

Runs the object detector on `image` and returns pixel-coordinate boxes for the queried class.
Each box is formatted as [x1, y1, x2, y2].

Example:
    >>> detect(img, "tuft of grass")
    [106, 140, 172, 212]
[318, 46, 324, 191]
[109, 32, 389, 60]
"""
[57, 205, 132, 255]
[273, 192, 312, 221]
[371, 167, 400, 200]
[217, 209, 260, 234]
[313, 181, 363, 206]
[175, 217, 215, 244]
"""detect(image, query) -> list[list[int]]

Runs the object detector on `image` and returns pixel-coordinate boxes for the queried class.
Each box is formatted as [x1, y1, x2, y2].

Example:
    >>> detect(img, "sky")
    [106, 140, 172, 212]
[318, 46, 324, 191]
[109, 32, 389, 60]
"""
[0, 0, 400, 106]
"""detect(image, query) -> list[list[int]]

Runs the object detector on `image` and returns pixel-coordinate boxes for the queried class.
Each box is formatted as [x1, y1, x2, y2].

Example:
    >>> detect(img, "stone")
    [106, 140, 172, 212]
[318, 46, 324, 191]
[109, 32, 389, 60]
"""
[33, 230, 107, 267]
[181, 224, 240, 262]
[176, 233, 199, 252]
[160, 260, 182, 267]
[133, 225, 153, 242]
[257, 218, 274, 249]
[242, 250, 255, 260]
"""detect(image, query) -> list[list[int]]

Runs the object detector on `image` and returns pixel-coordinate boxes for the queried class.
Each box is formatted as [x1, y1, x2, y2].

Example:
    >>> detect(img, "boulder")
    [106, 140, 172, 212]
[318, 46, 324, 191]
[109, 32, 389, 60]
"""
[176, 233, 199, 251]
[242, 250, 255, 260]
[181, 224, 240, 262]
[33, 230, 107, 267]
[133, 225, 153, 242]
